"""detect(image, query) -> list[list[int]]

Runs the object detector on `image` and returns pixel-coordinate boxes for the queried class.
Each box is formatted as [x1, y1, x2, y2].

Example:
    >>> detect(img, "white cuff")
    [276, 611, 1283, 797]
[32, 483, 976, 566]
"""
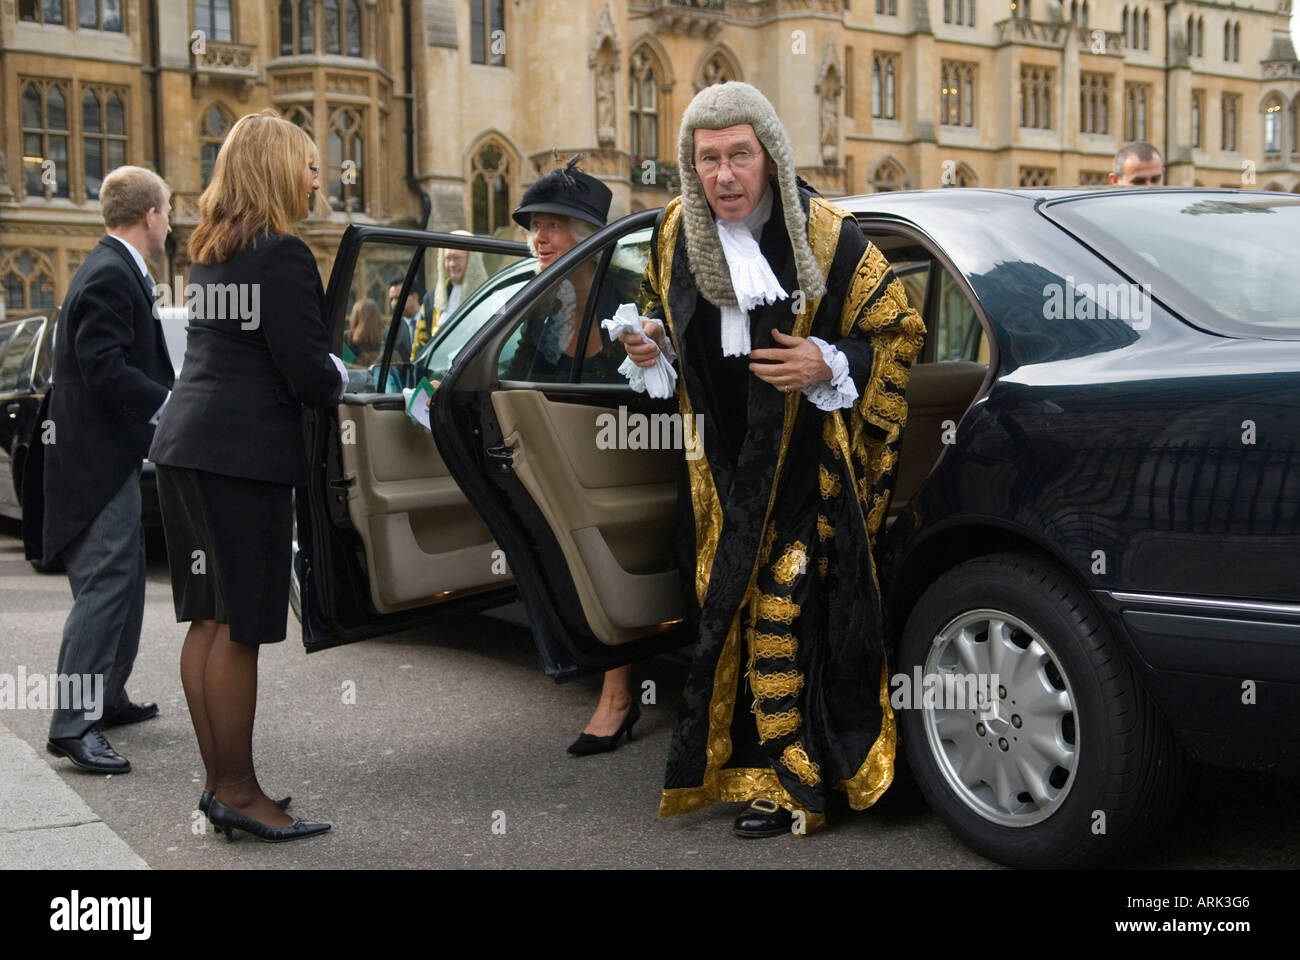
[801, 336, 859, 411]
[329, 353, 349, 400]
[149, 392, 170, 426]
[645, 319, 676, 364]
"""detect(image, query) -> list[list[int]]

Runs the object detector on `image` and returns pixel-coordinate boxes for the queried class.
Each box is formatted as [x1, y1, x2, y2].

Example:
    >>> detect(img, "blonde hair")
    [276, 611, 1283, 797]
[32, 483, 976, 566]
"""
[347, 298, 384, 365]
[189, 108, 315, 264]
[100, 166, 169, 229]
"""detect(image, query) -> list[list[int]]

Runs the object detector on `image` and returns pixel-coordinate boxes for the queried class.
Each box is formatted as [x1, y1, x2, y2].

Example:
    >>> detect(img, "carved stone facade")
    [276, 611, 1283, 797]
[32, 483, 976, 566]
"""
[2, 0, 1297, 317]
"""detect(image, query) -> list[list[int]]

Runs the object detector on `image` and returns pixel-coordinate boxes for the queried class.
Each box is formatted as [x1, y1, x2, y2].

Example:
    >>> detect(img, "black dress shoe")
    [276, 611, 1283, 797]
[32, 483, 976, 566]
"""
[102, 701, 159, 728]
[47, 728, 131, 774]
[733, 799, 794, 838]
[567, 702, 640, 756]
[206, 799, 330, 844]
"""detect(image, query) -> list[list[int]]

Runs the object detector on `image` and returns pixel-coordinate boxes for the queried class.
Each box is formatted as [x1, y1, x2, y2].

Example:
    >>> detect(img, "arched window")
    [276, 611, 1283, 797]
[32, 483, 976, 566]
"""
[0, 249, 56, 312]
[20, 80, 69, 199]
[199, 103, 232, 188]
[884, 57, 896, 119]
[1223, 21, 1231, 61]
[345, 0, 361, 56]
[469, 140, 512, 235]
[1263, 94, 1285, 154]
[82, 87, 127, 199]
[1232, 23, 1240, 63]
[699, 49, 739, 88]
[285, 104, 314, 136]
[1080, 1, 1088, 28]
[628, 47, 660, 160]
[324, 0, 340, 54]
[870, 156, 905, 192]
[871, 58, 881, 117]
[327, 105, 364, 213]
[1142, 10, 1149, 51]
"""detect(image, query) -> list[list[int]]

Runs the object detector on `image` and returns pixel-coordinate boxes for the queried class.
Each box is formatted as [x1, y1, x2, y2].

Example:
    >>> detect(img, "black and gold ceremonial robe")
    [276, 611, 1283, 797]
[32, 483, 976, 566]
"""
[641, 184, 926, 829]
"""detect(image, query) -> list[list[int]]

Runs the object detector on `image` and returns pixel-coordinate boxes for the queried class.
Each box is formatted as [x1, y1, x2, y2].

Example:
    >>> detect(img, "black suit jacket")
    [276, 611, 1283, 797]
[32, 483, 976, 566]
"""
[43, 236, 174, 561]
[148, 233, 340, 486]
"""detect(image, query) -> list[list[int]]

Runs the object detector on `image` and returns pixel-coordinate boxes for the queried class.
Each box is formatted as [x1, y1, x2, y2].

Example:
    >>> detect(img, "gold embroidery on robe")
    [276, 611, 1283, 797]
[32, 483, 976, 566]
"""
[750, 630, 798, 661]
[751, 670, 805, 700]
[816, 515, 835, 541]
[819, 464, 842, 499]
[755, 708, 802, 742]
[755, 593, 800, 624]
[837, 661, 897, 809]
[772, 541, 809, 585]
[781, 742, 821, 786]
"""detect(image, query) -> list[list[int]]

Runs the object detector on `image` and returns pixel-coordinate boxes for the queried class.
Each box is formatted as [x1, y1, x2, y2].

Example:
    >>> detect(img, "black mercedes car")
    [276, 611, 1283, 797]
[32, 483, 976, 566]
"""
[293, 187, 1300, 868]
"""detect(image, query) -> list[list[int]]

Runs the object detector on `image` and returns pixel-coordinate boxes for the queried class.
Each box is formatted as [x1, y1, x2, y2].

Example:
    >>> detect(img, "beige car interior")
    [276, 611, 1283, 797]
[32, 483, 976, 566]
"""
[336, 234, 990, 645]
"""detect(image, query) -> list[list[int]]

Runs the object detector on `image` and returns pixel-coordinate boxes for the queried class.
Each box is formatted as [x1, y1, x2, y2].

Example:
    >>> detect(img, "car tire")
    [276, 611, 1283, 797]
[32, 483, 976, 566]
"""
[896, 551, 1190, 869]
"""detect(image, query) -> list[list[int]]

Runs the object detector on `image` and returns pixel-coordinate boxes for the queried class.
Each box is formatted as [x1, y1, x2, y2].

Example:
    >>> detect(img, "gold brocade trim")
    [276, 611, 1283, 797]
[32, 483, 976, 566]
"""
[856, 277, 913, 335]
[750, 630, 798, 661]
[839, 244, 892, 338]
[819, 464, 842, 499]
[806, 198, 846, 311]
[755, 708, 802, 742]
[755, 593, 800, 624]
[837, 660, 897, 809]
[816, 515, 834, 541]
[781, 742, 822, 786]
[751, 670, 805, 700]
[757, 521, 777, 567]
[660, 770, 826, 836]
[772, 541, 809, 584]
[817, 556, 829, 579]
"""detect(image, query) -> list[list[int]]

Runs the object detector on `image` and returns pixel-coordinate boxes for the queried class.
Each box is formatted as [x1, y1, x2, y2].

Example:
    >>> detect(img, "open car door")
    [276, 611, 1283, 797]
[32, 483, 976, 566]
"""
[296, 226, 533, 653]
[431, 209, 691, 678]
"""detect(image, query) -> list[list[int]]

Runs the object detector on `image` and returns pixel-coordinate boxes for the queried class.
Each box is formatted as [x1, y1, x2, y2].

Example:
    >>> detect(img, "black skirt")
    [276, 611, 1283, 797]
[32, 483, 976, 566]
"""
[155, 464, 293, 645]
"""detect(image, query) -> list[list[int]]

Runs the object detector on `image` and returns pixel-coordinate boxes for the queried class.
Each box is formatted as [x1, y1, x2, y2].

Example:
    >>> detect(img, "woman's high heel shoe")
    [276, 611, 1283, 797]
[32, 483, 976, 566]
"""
[200, 789, 291, 834]
[205, 798, 330, 844]
[567, 702, 640, 756]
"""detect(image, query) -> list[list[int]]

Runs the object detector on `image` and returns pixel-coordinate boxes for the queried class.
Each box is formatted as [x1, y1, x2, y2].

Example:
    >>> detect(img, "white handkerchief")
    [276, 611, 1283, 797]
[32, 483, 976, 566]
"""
[601, 302, 678, 399]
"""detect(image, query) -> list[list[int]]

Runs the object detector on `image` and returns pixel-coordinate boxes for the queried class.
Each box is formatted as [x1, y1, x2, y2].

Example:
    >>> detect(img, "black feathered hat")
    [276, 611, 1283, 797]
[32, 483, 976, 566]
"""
[512, 154, 611, 230]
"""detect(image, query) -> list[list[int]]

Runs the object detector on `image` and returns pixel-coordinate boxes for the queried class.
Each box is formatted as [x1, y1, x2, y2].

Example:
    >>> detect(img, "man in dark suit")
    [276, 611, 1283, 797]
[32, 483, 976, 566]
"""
[44, 165, 176, 773]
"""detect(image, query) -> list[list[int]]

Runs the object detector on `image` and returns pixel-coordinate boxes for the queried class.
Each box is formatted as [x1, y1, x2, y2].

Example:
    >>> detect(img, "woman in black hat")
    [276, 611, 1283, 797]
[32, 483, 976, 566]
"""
[504, 160, 639, 754]
[502, 157, 626, 385]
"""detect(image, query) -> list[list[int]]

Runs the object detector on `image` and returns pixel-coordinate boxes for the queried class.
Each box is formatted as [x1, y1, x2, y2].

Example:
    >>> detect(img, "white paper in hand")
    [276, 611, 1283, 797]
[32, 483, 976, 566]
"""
[601, 303, 678, 399]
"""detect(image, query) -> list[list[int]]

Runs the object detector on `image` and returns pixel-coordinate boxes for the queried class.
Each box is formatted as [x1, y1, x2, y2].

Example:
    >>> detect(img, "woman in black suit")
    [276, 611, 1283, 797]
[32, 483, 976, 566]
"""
[149, 109, 344, 843]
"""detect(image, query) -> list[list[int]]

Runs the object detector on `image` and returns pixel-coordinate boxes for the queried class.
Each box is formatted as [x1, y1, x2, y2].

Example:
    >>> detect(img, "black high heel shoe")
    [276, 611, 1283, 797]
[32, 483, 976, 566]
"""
[206, 798, 330, 844]
[567, 702, 640, 756]
[200, 790, 291, 835]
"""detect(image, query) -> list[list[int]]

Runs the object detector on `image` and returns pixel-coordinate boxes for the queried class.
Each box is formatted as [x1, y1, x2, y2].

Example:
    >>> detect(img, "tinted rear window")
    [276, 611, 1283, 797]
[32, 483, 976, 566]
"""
[1042, 192, 1300, 339]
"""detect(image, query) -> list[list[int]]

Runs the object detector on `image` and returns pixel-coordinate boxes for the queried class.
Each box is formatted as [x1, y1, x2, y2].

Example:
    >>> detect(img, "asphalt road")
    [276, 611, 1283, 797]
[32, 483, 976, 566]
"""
[1, 520, 1296, 870]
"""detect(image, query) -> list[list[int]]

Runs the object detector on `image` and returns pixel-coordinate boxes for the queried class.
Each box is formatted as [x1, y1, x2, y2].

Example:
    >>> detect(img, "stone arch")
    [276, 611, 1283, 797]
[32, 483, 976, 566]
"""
[693, 42, 743, 92]
[627, 33, 675, 89]
[870, 154, 907, 192]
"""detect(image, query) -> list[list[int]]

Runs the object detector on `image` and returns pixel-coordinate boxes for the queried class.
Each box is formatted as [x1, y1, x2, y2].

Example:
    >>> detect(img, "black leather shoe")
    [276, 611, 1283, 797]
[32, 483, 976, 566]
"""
[102, 701, 159, 728]
[733, 799, 794, 838]
[47, 728, 131, 774]
[567, 702, 640, 756]
[206, 798, 330, 844]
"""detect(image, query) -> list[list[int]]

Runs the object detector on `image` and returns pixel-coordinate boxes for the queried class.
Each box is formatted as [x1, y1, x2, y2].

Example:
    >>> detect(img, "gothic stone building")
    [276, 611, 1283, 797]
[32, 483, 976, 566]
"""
[2, 0, 1297, 318]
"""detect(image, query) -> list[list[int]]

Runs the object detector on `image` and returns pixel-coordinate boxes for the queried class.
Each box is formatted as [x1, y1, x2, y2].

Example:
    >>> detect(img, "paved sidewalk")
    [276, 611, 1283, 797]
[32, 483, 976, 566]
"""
[0, 718, 147, 870]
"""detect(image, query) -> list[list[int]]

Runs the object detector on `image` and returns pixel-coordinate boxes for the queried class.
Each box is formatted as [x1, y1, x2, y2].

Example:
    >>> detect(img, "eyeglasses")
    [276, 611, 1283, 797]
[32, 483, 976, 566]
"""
[693, 149, 760, 177]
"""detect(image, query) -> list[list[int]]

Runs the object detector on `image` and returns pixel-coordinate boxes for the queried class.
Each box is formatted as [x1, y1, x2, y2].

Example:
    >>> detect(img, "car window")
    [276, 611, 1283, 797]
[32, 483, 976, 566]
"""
[0, 319, 39, 393]
[418, 260, 533, 386]
[577, 227, 653, 385]
[1042, 192, 1300, 339]
[932, 266, 984, 363]
[496, 242, 622, 385]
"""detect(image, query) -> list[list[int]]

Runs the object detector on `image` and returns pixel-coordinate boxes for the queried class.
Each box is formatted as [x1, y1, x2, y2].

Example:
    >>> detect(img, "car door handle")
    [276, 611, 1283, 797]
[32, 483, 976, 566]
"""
[5, 403, 19, 419]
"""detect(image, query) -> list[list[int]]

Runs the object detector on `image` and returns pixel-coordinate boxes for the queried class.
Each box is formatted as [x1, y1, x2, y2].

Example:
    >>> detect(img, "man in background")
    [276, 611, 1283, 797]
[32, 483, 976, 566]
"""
[1110, 141, 1165, 186]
